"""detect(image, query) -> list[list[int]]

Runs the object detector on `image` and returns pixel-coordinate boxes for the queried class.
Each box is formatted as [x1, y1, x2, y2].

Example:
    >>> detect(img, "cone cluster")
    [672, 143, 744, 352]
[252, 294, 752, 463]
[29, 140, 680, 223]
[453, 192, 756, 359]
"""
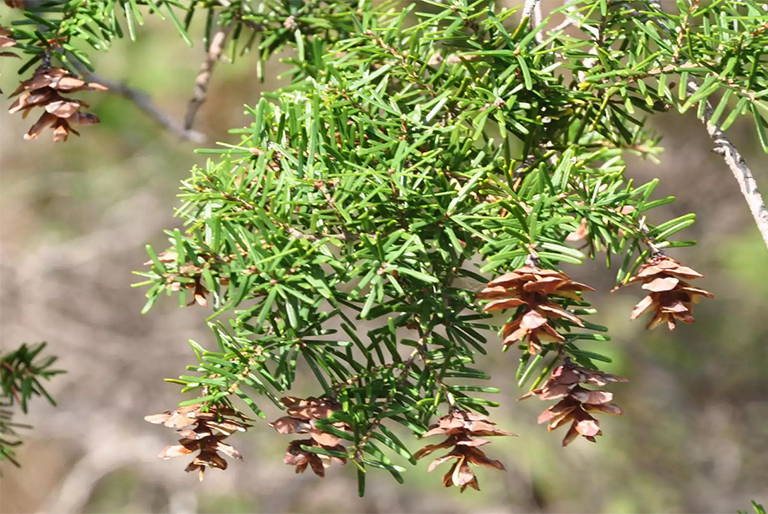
[414, 409, 513, 492]
[8, 66, 106, 141]
[624, 256, 713, 330]
[145, 403, 250, 481]
[477, 265, 594, 353]
[269, 396, 348, 477]
[520, 361, 627, 446]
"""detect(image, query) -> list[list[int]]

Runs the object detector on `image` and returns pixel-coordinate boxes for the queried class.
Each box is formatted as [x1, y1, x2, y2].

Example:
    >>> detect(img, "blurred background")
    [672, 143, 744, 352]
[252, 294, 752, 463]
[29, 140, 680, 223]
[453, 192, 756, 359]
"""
[1, 1, 767, 512]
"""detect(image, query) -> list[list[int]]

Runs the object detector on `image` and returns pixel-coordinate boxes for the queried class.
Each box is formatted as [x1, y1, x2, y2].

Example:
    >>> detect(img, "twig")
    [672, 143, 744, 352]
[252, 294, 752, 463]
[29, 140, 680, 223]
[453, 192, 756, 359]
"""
[551, 17, 576, 33]
[521, 0, 540, 24]
[521, 0, 543, 43]
[533, 1, 543, 34]
[69, 58, 205, 142]
[638, 216, 665, 257]
[353, 346, 420, 463]
[95, 74, 206, 143]
[550, 0, 582, 33]
[184, 25, 231, 131]
[330, 363, 400, 391]
[637, 0, 768, 249]
[689, 80, 768, 250]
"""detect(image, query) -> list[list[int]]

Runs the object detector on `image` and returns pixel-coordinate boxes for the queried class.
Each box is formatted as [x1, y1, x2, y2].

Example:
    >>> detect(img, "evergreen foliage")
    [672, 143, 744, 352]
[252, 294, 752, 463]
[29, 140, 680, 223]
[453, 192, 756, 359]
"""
[3, 0, 768, 494]
[0, 343, 63, 467]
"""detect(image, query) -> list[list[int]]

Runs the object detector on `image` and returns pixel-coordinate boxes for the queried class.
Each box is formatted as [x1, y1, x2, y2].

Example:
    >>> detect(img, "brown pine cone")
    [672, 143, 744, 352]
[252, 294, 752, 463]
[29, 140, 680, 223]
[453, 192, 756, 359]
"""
[269, 396, 349, 477]
[145, 403, 251, 481]
[8, 66, 106, 141]
[623, 256, 713, 330]
[520, 361, 627, 446]
[478, 265, 594, 353]
[414, 409, 514, 492]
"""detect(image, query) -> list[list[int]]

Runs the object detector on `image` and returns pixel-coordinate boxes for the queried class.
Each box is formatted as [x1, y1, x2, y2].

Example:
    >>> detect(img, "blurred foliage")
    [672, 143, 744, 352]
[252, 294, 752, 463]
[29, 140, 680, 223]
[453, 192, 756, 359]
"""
[0, 342, 62, 467]
[740, 501, 767, 514]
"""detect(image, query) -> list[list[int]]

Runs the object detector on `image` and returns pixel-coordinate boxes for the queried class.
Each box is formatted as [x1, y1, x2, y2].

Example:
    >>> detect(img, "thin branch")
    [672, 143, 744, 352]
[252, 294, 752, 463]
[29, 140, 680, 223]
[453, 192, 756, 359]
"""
[551, 17, 576, 33]
[70, 58, 205, 142]
[94, 74, 206, 142]
[550, 0, 580, 33]
[689, 81, 768, 250]
[521, 0, 543, 43]
[533, 1, 543, 32]
[184, 25, 231, 131]
[638, 216, 665, 257]
[634, 0, 768, 249]
[353, 346, 420, 463]
[521, 0, 540, 23]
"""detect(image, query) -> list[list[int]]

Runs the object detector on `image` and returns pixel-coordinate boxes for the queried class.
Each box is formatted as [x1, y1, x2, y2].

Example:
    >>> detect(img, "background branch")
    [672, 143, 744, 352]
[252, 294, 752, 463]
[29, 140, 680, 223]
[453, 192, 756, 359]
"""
[689, 81, 768, 250]
[184, 25, 231, 131]
[94, 74, 206, 143]
[522, 0, 543, 43]
[70, 60, 206, 143]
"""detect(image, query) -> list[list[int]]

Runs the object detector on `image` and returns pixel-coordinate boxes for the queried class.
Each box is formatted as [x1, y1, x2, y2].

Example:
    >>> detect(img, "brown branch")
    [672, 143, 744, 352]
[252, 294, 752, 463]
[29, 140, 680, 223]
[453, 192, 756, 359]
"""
[634, 0, 768, 249]
[638, 216, 665, 257]
[184, 25, 231, 131]
[95, 74, 206, 142]
[689, 80, 768, 251]
[69, 58, 205, 142]
[521, 0, 543, 43]
[330, 363, 400, 392]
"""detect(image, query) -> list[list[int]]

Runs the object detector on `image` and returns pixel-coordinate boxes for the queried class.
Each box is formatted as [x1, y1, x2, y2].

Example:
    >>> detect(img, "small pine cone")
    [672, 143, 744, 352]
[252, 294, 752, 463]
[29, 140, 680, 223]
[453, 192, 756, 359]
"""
[189, 276, 208, 307]
[8, 66, 106, 141]
[520, 361, 627, 446]
[478, 266, 594, 353]
[623, 256, 713, 331]
[145, 403, 251, 481]
[4, 1, 26, 8]
[269, 396, 349, 477]
[283, 439, 347, 477]
[414, 409, 514, 492]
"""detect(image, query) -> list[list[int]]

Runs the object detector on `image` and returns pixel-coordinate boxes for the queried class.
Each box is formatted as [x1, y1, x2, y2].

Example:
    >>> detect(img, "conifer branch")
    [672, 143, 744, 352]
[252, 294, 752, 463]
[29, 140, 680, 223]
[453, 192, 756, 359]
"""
[689, 81, 768, 250]
[184, 25, 231, 131]
[97, 74, 206, 142]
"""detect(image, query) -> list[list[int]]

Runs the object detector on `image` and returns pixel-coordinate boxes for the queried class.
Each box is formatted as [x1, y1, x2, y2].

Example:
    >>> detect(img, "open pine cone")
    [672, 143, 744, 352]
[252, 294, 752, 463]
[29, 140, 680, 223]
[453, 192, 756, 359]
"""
[8, 66, 106, 141]
[623, 256, 713, 330]
[414, 409, 513, 492]
[145, 403, 251, 481]
[269, 396, 349, 477]
[520, 361, 627, 446]
[478, 265, 594, 353]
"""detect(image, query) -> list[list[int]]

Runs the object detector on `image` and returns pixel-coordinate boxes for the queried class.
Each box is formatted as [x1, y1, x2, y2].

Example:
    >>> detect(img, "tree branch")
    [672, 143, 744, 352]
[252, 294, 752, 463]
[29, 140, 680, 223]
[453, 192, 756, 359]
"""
[611, 1, 768, 250]
[521, 0, 539, 22]
[184, 25, 231, 131]
[689, 81, 768, 250]
[71, 60, 206, 143]
[95, 74, 206, 142]
[521, 0, 543, 43]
